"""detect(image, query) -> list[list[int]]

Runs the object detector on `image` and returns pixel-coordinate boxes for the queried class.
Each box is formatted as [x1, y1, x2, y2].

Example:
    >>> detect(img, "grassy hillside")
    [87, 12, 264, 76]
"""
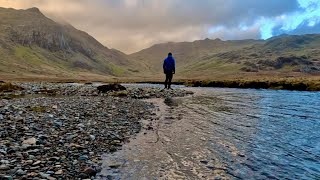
[130, 34, 320, 80]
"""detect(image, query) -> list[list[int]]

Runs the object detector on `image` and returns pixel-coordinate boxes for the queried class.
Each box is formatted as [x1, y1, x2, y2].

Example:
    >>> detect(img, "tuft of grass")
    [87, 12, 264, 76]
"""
[0, 83, 24, 92]
[26, 106, 47, 113]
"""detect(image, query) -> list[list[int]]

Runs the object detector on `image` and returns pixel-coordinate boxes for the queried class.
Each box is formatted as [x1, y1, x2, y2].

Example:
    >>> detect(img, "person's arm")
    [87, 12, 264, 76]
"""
[173, 59, 176, 74]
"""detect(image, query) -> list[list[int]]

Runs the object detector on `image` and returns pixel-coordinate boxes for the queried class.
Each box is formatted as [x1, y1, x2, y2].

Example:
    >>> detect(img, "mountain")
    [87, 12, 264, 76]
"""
[0, 7, 319, 81]
[0, 7, 142, 80]
[130, 34, 320, 79]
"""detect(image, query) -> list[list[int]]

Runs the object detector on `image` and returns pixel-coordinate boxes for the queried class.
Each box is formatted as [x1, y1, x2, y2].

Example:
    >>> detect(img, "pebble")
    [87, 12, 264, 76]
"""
[82, 167, 97, 176]
[22, 137, 37, 145]
[32, 160, 41, 166]
[0, 164, 10, 170]
[54, 169, 63, 175]
[79, 155, 89, 161]
[89, 135, 96, 141]
[15, 169, 27, 176]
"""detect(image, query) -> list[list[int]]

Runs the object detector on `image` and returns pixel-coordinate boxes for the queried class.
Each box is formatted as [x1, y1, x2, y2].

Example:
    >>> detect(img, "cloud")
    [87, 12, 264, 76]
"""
[263, 0, 320, 38]
[0, 0, 315, 53]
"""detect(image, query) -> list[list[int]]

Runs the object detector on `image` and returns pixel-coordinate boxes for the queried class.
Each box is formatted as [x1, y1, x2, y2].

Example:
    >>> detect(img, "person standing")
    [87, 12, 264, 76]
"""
[163, 52, 176, 89]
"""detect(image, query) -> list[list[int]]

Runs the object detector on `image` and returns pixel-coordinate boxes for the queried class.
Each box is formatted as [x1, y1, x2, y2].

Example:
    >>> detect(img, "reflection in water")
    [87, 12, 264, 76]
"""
[98, 87, 320, 180]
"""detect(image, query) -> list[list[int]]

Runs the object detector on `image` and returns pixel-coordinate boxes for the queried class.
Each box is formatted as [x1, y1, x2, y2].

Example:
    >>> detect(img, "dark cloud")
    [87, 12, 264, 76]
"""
[0, 0, 302, 53]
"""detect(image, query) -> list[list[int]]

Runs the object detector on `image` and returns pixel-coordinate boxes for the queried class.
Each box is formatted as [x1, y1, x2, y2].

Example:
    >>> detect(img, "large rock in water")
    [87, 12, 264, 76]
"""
[97, 84, 126, 93]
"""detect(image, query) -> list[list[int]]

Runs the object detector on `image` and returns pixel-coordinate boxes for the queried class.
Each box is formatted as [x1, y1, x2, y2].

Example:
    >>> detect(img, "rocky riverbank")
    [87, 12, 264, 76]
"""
[0, 82, 193, 99]
[0, 82, 194, 179]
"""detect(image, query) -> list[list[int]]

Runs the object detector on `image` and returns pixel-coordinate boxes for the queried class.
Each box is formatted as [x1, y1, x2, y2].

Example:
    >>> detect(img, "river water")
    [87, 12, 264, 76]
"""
[97, 86, 320, 180]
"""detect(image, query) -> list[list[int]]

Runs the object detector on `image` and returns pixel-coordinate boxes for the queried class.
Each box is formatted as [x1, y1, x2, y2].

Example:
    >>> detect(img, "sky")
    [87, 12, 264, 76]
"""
[0, 0, 320, 53]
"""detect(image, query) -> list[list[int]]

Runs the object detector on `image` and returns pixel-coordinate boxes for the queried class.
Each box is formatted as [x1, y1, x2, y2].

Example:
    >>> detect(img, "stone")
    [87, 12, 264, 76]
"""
[89, 135, 96, 141]
[54, 169, 63, 175]
[200, 160, 209, 165]
[79, 155, 89, 161]
[22, 138, 37, 145]
[109, 163, 122, 169]
[78, 173, 90, 179]
[48, 157, 60, 161]
[16, 169, 27, 176]
[0, 160, 10, 164]
[28, 155, 36, 160]
[27, 172, 38, 177]
[53, 120, 63, 128]
[69, 143, 84, 149]
[0, 114, 3, 120]
[82, 167, 97, 177]
[97, 84, 126, 93]
[32, 160, 41, 166]
[40, 172, 50, 178]
[0, 175, 13, 180]
[0, 164, 10, 170]
[46, 171, 54, 175]
[25, 160, 33, 165]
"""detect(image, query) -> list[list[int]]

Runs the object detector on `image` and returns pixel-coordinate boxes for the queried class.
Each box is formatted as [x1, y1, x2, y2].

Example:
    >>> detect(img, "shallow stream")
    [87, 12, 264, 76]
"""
[96, 85, 320, 180]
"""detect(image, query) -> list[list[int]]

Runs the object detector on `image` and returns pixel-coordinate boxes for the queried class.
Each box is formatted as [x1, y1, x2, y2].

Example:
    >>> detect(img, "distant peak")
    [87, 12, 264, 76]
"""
[26, 7, 41, 13]
[204, 38, 211, 41]
[213, 38, 222, 41]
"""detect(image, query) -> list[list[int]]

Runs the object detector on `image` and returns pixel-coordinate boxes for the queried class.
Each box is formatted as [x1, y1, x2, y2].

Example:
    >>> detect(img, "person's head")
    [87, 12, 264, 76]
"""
[168, 52, 172, 56]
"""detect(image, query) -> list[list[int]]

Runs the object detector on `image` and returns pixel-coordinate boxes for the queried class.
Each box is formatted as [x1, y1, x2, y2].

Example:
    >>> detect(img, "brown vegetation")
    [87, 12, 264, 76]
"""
[184, 79, 320, 91]
[0, 82, 24, 92]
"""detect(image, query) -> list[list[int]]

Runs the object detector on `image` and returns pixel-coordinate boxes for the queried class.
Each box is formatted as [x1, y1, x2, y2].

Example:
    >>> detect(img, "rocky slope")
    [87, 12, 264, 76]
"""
[0, 7, 141, 79]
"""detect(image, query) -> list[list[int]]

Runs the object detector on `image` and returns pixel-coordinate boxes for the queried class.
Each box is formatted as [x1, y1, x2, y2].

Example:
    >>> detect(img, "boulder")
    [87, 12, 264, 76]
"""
[97, 84, 126, 93]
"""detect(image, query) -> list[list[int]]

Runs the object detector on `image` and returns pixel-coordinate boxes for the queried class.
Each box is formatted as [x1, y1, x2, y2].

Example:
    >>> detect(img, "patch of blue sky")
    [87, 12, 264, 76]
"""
[259, 0, 320, 39]
[208, 26, 224, 34]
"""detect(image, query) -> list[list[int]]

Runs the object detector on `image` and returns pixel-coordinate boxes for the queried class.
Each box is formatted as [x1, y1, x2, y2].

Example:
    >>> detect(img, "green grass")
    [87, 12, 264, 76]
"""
[108, 63, 126, 76]
[14, 45, 47, 65]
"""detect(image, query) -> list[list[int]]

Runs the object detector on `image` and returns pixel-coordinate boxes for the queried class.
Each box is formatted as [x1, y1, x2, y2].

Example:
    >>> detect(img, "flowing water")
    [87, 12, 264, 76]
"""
[97, 86, 320, 180]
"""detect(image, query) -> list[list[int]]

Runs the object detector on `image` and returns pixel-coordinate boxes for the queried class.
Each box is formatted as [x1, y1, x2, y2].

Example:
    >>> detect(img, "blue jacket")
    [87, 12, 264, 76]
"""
[163, 55, 176, 74]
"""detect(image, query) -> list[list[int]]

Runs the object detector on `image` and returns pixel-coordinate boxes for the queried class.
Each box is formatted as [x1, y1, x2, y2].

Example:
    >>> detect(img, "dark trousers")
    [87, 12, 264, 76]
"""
[164, 73, 173, 89]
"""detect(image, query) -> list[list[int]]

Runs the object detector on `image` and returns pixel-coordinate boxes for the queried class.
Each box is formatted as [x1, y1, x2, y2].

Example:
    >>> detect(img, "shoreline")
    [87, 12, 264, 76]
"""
[0, 78, 320, 91]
